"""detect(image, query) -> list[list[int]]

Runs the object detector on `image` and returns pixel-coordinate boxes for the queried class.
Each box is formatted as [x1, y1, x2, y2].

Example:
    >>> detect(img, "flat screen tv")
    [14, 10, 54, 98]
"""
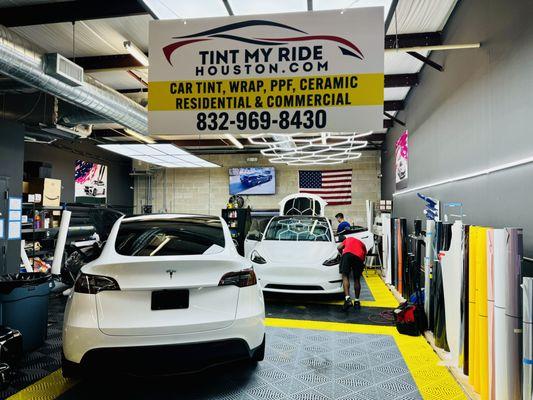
[229, 167, 275, 195]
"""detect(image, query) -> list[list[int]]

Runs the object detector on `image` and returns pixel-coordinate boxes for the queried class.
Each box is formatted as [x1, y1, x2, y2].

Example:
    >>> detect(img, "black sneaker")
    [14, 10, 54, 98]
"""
[353, 300, 361, 310]
[342, 298, 352, 311]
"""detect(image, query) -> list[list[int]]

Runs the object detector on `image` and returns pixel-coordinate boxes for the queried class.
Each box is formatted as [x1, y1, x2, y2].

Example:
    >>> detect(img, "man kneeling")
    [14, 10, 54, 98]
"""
[338, 235, 367, 311]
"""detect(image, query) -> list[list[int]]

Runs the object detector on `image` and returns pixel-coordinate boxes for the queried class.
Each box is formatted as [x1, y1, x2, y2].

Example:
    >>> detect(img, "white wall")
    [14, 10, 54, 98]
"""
[134, 151, 381, 227]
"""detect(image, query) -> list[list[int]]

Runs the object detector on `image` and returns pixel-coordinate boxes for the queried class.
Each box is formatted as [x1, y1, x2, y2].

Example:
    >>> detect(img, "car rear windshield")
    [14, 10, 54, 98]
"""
[264, 217, 332, 242]
[115, 217, 225, 256]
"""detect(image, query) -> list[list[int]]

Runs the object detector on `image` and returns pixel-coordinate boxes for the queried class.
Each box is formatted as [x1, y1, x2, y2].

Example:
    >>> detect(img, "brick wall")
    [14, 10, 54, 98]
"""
[133, 151, 381, 227]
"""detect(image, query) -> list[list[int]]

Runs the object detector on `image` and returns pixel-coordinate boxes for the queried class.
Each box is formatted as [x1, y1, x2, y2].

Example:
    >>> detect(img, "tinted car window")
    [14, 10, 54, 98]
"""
[283, 198, 322, 216]
[264, 217, 331, 242]
[115, 217, 225, 256]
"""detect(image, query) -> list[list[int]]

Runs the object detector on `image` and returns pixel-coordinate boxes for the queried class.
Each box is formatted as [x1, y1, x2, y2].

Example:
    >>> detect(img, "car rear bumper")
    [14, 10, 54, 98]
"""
[76, 337, 261, 375]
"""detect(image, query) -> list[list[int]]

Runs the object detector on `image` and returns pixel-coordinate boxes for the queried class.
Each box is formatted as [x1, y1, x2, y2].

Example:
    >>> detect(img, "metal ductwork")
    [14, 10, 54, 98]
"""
[0, 24, 148, 135]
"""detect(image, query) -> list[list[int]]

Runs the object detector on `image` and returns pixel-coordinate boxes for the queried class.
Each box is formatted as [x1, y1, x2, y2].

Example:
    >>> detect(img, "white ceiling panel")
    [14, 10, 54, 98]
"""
[88, 71, 146, 90]
[314, 0, 391, 18]
[229, 0, 306, 15]
[142, 0, 228, 19]
[386, 0, 458, 34]
[384, 50, 427, 74]
[384, 87, 410, 101]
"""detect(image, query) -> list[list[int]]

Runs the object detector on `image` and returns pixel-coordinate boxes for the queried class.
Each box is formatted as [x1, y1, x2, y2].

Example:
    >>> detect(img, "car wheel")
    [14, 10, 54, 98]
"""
[61, 353, 81, 379]
[251, 336, 265, 362]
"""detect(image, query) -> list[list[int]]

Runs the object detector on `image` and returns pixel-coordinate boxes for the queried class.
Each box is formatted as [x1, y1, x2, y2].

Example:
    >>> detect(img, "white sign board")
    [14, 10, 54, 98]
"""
[149, 8, 384, 136]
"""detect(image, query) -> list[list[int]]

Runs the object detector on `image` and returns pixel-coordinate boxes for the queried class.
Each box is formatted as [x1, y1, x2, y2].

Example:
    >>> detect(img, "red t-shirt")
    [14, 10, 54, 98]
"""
[342, 237, 367, 260]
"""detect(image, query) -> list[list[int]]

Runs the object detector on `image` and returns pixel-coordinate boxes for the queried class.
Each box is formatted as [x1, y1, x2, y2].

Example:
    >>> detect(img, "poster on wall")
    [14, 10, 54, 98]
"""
[149, 7, 384, 136]
[395, 130, 408, 190]
[74, 160, 107, 204]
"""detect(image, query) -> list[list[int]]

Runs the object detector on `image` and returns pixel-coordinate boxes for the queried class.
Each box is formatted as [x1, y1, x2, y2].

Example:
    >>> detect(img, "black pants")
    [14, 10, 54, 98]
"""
[340, 252, 365, 278]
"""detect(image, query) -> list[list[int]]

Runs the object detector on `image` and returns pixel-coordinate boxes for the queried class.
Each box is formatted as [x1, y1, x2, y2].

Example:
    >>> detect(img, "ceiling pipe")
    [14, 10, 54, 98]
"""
[0, 24, 148, 135]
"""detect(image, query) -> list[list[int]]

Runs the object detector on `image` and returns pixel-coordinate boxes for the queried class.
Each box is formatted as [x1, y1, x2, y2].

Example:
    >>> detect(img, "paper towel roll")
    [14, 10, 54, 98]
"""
[20, 240, 32, 273]
[51, 210, 71, 276]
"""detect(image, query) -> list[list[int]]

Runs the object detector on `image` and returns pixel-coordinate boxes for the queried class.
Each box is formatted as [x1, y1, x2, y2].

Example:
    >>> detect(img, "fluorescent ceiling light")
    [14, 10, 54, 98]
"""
[123, 41, 149, 67]
[228, 0, 306, 15]
[224, 134, 244, 149]
[142, 0, 228, 19]
[123, 128, 156, 144]
[98, 144, 219, 168]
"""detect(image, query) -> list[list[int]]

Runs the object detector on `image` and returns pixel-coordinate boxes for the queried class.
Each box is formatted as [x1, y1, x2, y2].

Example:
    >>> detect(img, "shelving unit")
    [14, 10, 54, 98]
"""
[221, 208, 251, 256]
[21, 202, 64, 271]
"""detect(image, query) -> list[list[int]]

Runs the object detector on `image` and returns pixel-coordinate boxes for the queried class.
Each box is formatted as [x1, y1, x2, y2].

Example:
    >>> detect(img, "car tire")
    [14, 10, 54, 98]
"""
[61, 353, 81, 379]
[251, 336, 265, 362]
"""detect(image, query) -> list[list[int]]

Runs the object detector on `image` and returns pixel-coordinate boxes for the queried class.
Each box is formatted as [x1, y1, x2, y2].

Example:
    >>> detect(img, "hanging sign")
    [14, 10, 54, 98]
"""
[395, 130, 408, 189]
[149, 8, 384, 136]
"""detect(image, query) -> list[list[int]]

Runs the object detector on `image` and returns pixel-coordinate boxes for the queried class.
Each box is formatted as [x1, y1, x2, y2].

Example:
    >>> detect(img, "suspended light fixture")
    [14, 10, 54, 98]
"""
[249, 131, 372, 165]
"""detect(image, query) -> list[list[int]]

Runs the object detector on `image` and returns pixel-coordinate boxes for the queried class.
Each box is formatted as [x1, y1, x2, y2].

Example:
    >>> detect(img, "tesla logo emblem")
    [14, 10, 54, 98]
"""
[166, 269, 176, 279]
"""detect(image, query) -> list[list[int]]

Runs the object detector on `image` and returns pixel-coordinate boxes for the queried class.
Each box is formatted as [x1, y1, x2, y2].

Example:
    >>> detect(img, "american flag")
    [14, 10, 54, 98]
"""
[298, 169, 353, 205]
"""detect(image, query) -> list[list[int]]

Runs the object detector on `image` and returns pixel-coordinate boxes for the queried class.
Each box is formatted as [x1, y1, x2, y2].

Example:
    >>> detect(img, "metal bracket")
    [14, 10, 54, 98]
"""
[383, 112, 405, 127]
[407, 51, 444, 72]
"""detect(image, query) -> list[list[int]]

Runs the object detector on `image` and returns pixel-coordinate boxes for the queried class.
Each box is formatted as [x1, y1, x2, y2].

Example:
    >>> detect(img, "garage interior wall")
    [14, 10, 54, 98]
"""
[381, 0, 533, 261]
[0, 120, 25, 274]
[134, 151, 380, 226]
[24, 141, 134, 208]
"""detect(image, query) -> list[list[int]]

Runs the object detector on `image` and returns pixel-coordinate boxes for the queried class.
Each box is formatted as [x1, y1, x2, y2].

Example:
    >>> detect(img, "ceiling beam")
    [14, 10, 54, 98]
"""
[0, 0, 148, 27]
[74, 54, 144, 72]
[385, 32, 442, 49]
[384, 73, 418, 88]
[384, 100, 404, 111]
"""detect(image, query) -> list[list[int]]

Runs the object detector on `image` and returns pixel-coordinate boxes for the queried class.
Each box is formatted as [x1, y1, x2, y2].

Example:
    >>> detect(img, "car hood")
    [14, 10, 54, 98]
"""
[255, 240, 337, 264]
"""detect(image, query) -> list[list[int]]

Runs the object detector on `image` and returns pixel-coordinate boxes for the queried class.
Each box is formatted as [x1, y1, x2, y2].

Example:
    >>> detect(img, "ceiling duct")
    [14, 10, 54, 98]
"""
[0, 24, 148, 135]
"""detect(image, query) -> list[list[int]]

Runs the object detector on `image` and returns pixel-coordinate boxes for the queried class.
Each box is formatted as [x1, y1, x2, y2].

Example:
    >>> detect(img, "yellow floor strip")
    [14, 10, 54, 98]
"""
[6, 369, 75, 400]
[312, 273, 399, 308]
[266, 318, 467, 400]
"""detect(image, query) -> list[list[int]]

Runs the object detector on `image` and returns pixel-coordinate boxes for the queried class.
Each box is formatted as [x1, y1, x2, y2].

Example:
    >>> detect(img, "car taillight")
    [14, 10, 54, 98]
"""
[323, 253, 341, 266]
[74, 273, 120, 294]
[219, 268, 257, 287]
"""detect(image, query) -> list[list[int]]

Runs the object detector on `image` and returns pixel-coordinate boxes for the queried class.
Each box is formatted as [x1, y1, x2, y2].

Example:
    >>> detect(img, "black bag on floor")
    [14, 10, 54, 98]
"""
[394, 302, 426, 336]
[0, 326, 23, 365]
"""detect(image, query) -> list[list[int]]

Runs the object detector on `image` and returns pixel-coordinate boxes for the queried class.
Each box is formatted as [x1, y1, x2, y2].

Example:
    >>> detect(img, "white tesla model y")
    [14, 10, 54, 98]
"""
[62, 214, 265, 377]
[251, 215, 345, 294]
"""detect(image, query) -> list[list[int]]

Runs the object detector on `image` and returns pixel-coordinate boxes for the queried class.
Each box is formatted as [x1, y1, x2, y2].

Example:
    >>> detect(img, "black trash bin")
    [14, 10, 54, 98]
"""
[0, 273, 53, 352]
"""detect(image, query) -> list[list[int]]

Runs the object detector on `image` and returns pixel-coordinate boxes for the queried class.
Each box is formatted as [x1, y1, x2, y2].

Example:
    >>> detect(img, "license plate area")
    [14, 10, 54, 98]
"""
[151, 289, 189, 310]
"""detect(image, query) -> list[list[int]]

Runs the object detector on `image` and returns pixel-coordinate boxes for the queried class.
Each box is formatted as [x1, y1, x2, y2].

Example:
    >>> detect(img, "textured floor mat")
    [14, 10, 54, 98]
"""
[57, 326, 422, 400]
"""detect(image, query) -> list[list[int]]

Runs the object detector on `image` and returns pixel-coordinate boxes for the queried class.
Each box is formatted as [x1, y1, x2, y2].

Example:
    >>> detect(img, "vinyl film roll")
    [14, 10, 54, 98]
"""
[493, 229, 507, 400]
[476, 227, 489, 400]
[460, 224, 470, 375]
[505, 228, 523, 400]
[382, 214, 392, 285]
[522, 277, 532, 400]
[486, 228, 495, 400]
[468, 226, 479, 390]
[424, 220, 436, 317]
[440, 220, 464, 367]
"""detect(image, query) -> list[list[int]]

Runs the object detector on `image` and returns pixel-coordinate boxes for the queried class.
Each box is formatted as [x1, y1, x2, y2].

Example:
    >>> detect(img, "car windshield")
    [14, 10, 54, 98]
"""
[263, 217, 332, 242]
[115, 217, 225, 256]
